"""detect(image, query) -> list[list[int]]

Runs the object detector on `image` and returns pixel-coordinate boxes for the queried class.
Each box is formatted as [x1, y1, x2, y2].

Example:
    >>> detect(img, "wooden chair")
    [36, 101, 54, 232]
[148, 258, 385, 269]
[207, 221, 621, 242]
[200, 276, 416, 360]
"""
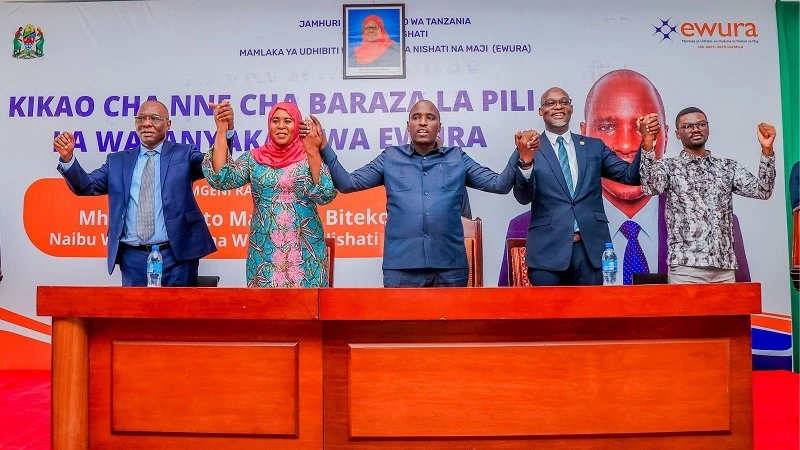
[325, 237, 335, 288]
[461, 216, 483, 287]
[506, 238, 530, 287]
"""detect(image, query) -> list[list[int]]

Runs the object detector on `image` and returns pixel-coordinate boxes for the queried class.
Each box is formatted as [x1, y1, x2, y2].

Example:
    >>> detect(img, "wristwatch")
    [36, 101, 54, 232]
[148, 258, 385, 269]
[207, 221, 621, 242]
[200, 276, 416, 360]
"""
[517, 159, 533, 170]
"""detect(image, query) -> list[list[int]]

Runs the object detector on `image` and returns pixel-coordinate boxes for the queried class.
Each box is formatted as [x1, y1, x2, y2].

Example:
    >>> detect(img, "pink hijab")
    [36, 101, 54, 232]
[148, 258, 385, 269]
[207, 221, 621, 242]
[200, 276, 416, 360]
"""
[250, 102, 306, 169]
[353, 15, 395, 65]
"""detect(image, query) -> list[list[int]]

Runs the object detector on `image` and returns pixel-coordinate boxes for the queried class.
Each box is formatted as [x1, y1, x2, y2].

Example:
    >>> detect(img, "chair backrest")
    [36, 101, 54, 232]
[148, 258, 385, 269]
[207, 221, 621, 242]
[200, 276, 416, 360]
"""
[325, 237, 335, 288]
[197, 275, 220, 287]
[631, 273, 668, 285]
[506, 238, 530, 287]
[461, 216, 483, 287]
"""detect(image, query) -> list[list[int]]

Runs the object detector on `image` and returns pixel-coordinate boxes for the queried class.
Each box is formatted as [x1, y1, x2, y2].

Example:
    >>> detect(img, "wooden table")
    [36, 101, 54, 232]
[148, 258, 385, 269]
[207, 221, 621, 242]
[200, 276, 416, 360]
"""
[38, 283, 760, 449]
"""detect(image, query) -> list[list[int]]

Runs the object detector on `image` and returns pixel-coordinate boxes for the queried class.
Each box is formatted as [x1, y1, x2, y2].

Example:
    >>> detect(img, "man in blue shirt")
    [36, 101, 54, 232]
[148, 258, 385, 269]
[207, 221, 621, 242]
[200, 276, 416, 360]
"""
[312, 100, 532, 287]
[54, 100, 231, 286]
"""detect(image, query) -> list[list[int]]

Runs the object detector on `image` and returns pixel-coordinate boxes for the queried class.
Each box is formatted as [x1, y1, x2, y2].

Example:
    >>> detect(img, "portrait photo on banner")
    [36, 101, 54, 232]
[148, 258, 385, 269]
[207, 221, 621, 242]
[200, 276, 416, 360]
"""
[343, 3, 405, 79]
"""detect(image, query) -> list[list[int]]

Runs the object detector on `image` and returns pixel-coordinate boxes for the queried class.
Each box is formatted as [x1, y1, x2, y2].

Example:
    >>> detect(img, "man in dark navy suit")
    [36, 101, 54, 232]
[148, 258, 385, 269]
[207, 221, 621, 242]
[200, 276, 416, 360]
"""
[512, 87, 659, 286]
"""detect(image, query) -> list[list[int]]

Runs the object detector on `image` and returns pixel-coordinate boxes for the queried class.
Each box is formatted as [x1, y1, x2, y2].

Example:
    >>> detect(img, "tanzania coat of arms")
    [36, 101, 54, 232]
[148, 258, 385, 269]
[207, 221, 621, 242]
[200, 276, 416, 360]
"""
[13, 24, 44, 59]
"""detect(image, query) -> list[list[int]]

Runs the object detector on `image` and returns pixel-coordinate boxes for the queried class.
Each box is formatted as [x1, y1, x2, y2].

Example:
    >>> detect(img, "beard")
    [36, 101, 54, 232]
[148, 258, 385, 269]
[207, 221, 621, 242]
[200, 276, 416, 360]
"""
[551, 120, 568, 128]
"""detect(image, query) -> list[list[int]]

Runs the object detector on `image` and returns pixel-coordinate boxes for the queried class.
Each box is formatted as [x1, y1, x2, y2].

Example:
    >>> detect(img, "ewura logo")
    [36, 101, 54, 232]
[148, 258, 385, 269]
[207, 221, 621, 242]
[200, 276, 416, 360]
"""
[653, 18, 679, 41]
[653, 18, 758, 42]
[12, 24, 44, 59]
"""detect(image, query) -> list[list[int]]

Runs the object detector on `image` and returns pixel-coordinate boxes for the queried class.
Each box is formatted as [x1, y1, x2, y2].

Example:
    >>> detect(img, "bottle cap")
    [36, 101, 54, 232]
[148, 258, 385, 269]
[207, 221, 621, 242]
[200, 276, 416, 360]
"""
[152, 245, 158, 251]
[605, 242, 613, 248]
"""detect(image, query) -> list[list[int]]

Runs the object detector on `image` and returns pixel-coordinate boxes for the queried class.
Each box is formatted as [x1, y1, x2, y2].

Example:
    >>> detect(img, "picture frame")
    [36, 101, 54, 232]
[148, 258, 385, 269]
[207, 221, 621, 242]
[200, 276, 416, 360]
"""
[343, 4, 405, 79]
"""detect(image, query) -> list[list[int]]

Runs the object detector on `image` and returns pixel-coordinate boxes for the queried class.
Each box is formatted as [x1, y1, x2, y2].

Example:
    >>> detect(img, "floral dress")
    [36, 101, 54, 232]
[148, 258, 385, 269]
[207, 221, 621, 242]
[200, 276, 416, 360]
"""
[203, 149, 336, 287]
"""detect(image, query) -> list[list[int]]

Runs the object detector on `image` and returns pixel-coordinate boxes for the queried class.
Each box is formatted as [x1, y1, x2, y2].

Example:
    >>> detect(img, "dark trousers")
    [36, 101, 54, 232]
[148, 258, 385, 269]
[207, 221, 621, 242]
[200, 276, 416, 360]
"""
[383, 268, 469, 288]
[527, 241, 602, 286]
[118, 243, 199, 287]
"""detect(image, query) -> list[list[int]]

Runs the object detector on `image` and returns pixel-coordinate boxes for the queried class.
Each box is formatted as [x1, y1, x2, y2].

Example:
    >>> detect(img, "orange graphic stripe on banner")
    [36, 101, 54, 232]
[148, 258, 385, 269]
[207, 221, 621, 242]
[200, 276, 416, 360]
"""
[0, 331, 51, 370]
[25, 178, 387, 259]
[751, 314, 792, 334]
[0, 308, 52, 336]
[758, 312, 791, 320]
[318, 187, 387, 258]
[24, 178, 108, 257]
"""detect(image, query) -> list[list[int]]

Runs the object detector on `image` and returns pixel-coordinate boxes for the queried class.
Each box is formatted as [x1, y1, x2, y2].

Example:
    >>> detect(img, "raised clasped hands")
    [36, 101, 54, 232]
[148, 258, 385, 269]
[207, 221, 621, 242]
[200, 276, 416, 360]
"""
[515, 129, 540, 164]
[756, 122, 776, 156]
[54, 131, 76, 162]
[302, 115, 328, 153]
[209, 100, 235, 131]
[302, 116, 324, 158]
[636, 113, 660, 151]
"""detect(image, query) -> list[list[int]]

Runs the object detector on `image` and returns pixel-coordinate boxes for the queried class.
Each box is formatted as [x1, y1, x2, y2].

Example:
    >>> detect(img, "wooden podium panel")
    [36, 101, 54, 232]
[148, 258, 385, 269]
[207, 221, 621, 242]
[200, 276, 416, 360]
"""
[89, 319, 320, 449]
[111, 341, 299, 435]
[39, 287, 321, 450]
[347, 339, 731, 437]
[321, 285, 759, 450]
[39, 283, 760, 450]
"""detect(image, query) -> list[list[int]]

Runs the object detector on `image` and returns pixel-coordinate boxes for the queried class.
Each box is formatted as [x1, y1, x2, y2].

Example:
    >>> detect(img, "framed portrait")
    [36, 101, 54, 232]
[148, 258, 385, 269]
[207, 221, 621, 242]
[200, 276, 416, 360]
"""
[343, 4, 405, 79]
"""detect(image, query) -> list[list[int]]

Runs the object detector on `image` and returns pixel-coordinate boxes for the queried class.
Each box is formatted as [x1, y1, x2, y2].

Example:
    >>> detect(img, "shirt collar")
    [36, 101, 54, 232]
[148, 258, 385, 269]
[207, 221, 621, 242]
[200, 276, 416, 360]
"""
[140, 142, 164, 156]
[679, 149, 712, 162]
[404, 143, 450, 156]
[544, 130, 572, 147]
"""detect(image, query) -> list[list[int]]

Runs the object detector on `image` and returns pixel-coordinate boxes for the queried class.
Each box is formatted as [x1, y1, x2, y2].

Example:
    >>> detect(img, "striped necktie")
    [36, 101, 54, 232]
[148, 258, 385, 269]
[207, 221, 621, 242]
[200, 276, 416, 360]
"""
[556, 136, 574, 197]
[136, 150, 156, 241]
[556, 136, 578, 231]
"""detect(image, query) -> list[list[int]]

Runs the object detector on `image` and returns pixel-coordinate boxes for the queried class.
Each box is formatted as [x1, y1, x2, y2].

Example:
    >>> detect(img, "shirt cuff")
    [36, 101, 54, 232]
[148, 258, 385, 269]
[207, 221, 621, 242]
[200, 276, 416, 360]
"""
[519, 166, 533, 179]
[59, 157, 75, 171]
[226, 129, 235, 139]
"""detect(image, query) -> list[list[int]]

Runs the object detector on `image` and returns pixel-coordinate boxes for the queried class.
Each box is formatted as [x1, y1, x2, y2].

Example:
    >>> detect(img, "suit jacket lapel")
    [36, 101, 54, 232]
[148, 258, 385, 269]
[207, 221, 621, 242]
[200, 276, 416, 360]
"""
[159, 141, 174, 189]
[573, 133, 588, 197]
[539, 133, 572, 199]
[122, 147, 139, 201]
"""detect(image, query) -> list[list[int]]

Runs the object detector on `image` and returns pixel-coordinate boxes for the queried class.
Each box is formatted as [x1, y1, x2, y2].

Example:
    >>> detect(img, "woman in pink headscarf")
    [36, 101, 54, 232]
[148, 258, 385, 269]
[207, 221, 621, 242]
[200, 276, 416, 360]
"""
[349, 14, 402, 67]
[203, 101, 336, 287]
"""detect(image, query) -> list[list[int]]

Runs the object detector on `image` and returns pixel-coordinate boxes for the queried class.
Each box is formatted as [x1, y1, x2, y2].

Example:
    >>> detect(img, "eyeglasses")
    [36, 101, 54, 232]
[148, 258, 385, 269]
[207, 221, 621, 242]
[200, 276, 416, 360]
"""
[541, 98, 572, 108]
[678, 121, 709, 131]
[364, 25, 380, 31]
[134, 115, 166, 124]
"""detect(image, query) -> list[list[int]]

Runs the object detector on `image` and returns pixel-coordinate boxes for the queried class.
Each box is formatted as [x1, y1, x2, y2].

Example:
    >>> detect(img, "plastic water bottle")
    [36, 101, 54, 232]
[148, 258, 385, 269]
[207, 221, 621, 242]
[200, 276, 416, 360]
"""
[601, 242, 618, 286]
[146, 245, 163, 287]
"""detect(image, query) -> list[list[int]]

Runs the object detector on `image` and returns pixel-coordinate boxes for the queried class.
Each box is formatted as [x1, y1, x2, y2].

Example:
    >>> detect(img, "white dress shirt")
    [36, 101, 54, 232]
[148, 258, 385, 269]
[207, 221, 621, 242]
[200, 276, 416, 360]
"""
[543, 130, 579, 188]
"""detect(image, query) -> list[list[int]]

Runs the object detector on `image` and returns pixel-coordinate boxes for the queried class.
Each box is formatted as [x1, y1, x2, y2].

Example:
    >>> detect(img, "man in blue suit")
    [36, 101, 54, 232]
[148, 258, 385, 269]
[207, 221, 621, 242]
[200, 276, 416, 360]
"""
[55, 100, 225, 286]
[513, 87, 659, 286]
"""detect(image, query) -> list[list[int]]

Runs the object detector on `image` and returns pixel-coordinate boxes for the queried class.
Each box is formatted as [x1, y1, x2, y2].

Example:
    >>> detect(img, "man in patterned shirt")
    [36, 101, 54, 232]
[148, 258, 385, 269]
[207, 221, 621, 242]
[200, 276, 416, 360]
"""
[640, 107, 776, 283]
